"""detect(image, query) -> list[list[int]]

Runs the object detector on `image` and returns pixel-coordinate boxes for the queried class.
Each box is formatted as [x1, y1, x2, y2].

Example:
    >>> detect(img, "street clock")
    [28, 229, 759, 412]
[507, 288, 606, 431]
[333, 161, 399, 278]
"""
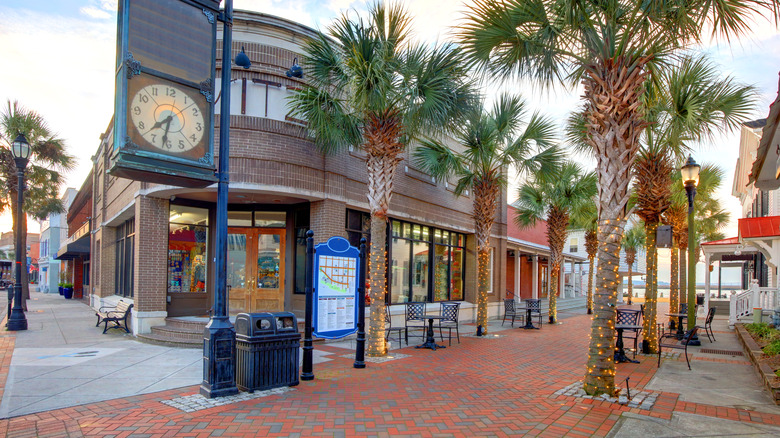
[111, 0, 220, 187]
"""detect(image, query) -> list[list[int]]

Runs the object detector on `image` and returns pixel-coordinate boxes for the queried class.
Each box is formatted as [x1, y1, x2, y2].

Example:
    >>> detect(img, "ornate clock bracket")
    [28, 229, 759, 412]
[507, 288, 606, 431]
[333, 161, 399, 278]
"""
[200, 79, 214, 103]
[203, 9, 215, 24]
[125, 51, 141, 78]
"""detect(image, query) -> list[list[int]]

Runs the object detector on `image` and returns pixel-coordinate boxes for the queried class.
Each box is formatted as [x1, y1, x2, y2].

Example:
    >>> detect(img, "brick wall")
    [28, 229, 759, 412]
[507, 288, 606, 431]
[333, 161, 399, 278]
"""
[133, 196, 169, 312]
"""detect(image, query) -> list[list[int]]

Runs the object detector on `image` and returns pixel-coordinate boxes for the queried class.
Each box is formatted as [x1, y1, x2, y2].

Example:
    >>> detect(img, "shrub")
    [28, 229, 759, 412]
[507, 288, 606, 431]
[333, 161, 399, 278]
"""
[746, 323, 775, 339]
[764, 339, 780, 356]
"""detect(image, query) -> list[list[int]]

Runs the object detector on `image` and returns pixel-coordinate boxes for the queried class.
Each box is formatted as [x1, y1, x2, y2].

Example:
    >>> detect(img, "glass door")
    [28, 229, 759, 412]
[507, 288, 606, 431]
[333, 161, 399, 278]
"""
[227, 227, 285, 314]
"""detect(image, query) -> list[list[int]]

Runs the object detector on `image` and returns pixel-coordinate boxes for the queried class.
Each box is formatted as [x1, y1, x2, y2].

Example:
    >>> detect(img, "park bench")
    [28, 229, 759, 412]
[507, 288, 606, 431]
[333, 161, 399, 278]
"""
[95, 301, 133, 334]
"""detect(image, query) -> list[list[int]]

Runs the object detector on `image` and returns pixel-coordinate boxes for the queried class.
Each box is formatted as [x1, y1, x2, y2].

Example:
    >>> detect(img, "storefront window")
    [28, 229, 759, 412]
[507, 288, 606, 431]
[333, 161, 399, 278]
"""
[115, 219, 135, 298]
[168, 206, 208, 294]
[390, 237, 411, 303]
[227, 211, 252, 226]
[255, 211, 286, 228]
[389, 219, 465, 303]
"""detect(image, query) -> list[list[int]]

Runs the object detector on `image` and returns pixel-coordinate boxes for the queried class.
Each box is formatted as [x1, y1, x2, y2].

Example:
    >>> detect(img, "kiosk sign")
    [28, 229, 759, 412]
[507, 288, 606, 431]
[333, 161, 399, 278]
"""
[313, 237, 360, 339]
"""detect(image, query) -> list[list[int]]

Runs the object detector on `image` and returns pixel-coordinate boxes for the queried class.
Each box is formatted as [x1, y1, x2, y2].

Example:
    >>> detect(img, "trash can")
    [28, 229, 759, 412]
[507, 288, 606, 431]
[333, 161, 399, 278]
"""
[235, 312, 301, 392]
[696, 294, 704, 305]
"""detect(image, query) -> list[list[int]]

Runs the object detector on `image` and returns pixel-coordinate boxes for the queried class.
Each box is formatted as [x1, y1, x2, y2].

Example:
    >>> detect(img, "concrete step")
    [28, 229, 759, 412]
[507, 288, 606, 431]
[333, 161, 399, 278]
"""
[164, 317, 208, 331]
[150, 325, 204, 342]
[136, 332, 201, 348]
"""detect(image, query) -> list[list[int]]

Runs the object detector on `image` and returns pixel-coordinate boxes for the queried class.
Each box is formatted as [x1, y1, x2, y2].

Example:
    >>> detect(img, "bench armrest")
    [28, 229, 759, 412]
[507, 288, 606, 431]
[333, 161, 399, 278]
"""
[98, 305, 117, 312]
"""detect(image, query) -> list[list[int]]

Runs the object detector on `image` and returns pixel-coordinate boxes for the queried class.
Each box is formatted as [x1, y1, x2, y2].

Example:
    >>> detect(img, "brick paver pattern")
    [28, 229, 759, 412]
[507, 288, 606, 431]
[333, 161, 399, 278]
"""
[1, 311, 778, 437]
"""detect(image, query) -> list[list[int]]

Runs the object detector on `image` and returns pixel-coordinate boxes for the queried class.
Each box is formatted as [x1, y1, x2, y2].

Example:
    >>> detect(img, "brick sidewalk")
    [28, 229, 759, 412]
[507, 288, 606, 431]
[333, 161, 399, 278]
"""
[2, 312, 779, 437]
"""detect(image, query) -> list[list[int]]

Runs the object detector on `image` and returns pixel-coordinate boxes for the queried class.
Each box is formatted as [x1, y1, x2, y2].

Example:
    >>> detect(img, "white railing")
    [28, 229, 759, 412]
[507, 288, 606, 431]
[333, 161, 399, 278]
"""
[729, 280, 779, 328]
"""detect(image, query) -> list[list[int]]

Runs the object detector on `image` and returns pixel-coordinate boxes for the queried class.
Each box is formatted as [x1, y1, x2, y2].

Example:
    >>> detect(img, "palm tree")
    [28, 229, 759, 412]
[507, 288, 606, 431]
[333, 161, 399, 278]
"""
[515, 162, 597, 323]
[622, 225, 645, 306]
[459, 0, 775, 396]
[414, 94, 559, 334]
[289, 2, 471, 356]
[633, 144, 675, 353]
[664, 202, 687, 315]
[569, 201, 597, 314]
[0, 100, 75, 308]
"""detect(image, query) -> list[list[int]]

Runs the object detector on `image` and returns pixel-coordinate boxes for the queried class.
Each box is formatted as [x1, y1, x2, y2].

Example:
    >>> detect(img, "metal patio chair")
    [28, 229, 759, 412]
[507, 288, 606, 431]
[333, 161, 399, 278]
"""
[438, 301, 461, 345]
[404, 302, 427, 344]
[385, 304, 405, 346]
[616, 308, 642, 358]
[503, 298, 518, 326]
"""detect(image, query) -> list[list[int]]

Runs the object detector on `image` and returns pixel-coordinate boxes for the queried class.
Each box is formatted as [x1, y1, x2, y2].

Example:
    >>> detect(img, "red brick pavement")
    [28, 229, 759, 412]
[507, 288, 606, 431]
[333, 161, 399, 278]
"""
[2, 311, 779, 437]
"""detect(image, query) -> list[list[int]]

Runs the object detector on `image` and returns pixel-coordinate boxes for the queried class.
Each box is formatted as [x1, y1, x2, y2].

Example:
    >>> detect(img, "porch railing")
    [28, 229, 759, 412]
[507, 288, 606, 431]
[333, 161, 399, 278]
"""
[729, 280, 779, 328]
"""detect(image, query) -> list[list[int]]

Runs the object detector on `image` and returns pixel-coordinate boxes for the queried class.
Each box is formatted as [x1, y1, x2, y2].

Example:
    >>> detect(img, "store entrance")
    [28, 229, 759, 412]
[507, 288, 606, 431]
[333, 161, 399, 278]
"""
[227, 227, 285, 314]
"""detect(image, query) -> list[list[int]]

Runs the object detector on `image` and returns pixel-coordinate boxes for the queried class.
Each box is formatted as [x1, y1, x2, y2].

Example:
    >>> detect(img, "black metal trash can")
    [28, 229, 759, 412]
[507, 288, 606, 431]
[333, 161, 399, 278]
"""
[696, 294, 704, 305]
[235, 312, 301, 392]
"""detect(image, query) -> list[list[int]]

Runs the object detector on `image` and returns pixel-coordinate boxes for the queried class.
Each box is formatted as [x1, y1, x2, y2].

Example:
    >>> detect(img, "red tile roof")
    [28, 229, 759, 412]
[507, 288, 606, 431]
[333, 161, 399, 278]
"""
[738, 216, 780, 239]
[701, 237, 740, 246]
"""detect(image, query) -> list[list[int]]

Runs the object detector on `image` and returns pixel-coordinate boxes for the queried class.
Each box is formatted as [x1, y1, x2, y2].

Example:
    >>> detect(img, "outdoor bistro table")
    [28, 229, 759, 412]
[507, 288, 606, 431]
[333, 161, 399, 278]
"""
[516, 306, 539, 330]
[416, 316, 446, 350]
[666, 313, 687, 340]
[614, 324, 642, 364]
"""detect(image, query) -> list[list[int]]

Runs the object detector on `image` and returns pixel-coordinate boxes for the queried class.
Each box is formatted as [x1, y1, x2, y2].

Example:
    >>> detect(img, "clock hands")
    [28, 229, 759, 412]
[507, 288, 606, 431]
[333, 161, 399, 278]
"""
[161, 116, 173, 148]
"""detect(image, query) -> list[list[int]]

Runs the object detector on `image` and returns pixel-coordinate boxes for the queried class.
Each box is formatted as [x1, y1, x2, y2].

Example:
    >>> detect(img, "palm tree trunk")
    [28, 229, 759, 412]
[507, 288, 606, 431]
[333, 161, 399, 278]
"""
[642, 221, 659, 354]
[582, 56, 650, 397]
[680, 246, 687, 306]
[364, 129, 404, 357]
[367, 215, 388, 356]
[627, 262, 633, 305]
[473, 179, 498, 335]
[587, 256, 595, 314]
[670, 242, 679, 318]
[546, 208, 568, 324]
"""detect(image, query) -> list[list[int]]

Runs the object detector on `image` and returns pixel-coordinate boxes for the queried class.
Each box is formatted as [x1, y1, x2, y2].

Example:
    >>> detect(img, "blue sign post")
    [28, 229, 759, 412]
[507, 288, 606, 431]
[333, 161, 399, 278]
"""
[313, 237, 360, 339]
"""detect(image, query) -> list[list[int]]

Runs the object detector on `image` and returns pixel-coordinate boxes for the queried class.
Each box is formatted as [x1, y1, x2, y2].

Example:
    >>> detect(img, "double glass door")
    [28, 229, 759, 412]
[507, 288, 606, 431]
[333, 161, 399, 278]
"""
[227, 227, 285, 314]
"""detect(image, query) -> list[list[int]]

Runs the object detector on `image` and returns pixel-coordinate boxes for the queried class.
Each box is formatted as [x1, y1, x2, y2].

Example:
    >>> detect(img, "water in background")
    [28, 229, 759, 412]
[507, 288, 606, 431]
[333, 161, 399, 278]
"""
[627, 286, 740, 299]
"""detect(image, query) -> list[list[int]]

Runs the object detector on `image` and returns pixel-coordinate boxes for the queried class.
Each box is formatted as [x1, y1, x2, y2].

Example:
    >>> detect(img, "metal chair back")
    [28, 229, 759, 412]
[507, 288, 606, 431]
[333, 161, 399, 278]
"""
[525, 299, 541, 314]
[705, 307, 715, 325]
[405, 302, 426, 323]
[440, 302, 460, 323]
[503, 298, 515, 314]
[616, 309, 640, 326]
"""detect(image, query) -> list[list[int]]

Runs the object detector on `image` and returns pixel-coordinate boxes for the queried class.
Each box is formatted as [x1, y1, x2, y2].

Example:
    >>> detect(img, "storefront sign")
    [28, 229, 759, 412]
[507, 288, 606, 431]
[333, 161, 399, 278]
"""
[313, 237, 360, 339]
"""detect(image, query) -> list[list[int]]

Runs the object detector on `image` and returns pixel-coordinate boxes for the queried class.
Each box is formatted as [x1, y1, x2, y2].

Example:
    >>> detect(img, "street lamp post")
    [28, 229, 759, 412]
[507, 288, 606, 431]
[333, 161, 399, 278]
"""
[200, 0, 243, 398]
[681, 155, 700, 345]
[7, 133, 31, 331]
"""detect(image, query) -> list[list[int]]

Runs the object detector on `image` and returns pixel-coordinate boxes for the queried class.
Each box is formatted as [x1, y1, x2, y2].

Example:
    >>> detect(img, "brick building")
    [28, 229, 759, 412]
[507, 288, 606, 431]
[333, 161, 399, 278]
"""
[84, 11, 510, 339]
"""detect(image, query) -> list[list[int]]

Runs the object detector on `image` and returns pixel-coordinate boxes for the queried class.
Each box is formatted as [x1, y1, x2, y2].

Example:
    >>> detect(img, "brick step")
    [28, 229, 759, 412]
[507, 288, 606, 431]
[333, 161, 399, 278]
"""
[150, 325, 204, 342]
[136, 332, 201, 349]
[164, 317, 208, 331]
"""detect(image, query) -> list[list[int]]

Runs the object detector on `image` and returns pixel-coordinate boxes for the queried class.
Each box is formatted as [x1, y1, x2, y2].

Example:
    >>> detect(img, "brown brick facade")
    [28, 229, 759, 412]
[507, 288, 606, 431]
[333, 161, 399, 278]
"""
[134, 196, 169, 313]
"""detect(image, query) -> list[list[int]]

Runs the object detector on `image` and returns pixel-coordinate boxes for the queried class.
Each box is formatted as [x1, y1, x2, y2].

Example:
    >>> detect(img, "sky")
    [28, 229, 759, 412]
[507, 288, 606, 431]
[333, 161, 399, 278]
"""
[1, 0, 778, 285]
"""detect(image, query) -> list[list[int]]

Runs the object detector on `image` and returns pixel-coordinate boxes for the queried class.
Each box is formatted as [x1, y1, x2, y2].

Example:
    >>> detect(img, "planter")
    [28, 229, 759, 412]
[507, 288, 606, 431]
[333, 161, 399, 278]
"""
[63, 287, 73, 299]
[735, 323, 780, 404]
[59, 286, 64, 296]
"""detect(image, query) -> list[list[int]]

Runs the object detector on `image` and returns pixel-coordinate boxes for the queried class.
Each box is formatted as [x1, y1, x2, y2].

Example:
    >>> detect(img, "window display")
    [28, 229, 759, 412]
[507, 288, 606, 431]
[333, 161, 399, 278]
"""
[168, 205, 209, 294]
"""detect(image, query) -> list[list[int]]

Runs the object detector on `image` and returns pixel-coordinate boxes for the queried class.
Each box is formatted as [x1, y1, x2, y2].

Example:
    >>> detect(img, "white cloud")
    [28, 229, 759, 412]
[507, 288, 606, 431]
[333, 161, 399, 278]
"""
[79, 6, 111, 19]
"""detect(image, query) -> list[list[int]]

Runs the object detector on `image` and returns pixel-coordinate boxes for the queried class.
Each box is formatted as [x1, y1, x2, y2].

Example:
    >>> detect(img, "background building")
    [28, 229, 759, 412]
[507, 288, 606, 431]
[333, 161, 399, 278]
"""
[86, 11, 512, 340]
[38, 188, 77, 293]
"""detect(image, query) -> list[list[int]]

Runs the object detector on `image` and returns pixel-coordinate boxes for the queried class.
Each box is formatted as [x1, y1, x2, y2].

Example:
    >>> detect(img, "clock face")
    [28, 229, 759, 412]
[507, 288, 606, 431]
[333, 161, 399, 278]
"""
[129, 83, 205, 153]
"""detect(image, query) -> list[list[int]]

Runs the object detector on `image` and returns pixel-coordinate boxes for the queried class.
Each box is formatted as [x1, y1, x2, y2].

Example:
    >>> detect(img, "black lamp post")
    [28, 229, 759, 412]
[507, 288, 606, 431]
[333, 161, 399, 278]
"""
[7, 133, 31, 331]
[681, 155, 700, 344]
[201, 0, 244, 398]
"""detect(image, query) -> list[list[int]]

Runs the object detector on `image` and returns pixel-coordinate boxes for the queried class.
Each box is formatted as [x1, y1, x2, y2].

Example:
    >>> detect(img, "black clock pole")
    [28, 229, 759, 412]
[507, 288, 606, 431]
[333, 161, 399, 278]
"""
[201, 0, 238, 399]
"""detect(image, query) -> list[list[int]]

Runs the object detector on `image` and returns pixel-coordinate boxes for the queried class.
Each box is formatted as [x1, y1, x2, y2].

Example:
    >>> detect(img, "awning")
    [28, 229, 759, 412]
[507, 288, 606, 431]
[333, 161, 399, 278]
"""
[55, 234, 90, 260]
[738, 216, 780, 239]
